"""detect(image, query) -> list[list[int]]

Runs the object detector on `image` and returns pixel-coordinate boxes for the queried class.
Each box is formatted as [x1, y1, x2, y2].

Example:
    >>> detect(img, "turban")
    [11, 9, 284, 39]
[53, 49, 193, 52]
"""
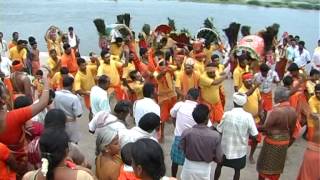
[185, 58, 195, 66]
[95, 126, 118, 155]
[233, 92, 247, 106]
[89, 111, 118, 133]
[12, 61, 24, 72]
[242, 73, 253, 81]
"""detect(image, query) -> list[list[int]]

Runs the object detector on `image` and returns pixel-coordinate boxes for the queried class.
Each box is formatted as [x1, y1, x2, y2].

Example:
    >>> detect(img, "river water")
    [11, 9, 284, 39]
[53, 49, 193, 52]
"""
[0, 0, 319, 54]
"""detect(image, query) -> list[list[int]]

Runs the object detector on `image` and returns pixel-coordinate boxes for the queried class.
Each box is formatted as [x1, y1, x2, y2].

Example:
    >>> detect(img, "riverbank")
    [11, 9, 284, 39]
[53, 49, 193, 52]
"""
[180, 0, 320, 10]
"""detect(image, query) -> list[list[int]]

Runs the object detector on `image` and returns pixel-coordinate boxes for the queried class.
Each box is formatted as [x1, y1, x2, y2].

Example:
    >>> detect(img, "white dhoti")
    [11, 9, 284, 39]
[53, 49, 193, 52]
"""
[181, 158, 212, 180]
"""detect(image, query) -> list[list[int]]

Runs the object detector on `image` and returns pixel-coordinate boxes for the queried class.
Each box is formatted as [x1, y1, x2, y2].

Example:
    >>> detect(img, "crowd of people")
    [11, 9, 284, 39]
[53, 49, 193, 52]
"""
[0, 20, 319, 180]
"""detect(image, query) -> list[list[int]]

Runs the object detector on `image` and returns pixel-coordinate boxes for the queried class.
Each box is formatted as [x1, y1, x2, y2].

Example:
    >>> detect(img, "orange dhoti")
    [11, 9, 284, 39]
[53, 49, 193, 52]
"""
[201, 100, 224, 124]
[261, 92, 273, 112]
[297, 142, 320, 180]
[159, 96, 177, 122]
[83, 94, 91, 110]
[111, 85, 128, 101]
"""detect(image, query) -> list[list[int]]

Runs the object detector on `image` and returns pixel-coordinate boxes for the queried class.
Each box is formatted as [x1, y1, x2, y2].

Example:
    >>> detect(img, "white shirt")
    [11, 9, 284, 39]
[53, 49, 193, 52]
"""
[217, 108, 258, 159]
[254, 70, 279, 93]
[170, 100, 197, 136]
[54, 89, 83, 119]
[68, 33, 77, 48]
[293, 48, 311, 68]
[90, 86, 111, 116]
[0, 56, 11, 77]
[133, 97, 160, 126]
[0, 40, 8, 57]
[119, 126, 158, 148]
[286, 46, 298, 62]
[312, 50, 320, 71]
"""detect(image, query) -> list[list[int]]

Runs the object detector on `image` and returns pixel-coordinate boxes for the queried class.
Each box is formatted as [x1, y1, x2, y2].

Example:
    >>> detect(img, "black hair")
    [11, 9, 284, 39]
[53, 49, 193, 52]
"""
[143, 83, 155, 98]
[211, 54, 220, 61]
[129, 70, 138, 81]
[115, 37, 123, 43]
[89, 52, 95, 57]
[40, 128, 69, 180]
[100, 49, 109, 58]
[68, 26, 74, 31]
[17, 40, 26, 45]
[12, 60, 21, 66]
[131, 138, 165, 180]
[206, 62, 216, 67]
[14, 96, 32, 109]
[28, 36, 36, 44]
[114, 100, 131, 114]
[192, 104, 209, 124]
[121, 142, 133, 166]
[187, 88, 199, 100]
[12, 32, 18, 37]
[98, 75, 109, 85]
[138, 113, 160, 132]
[75, 52, 81, 58]
[49, 49, 56, 54]
[283, 75, 293, 87]
[63, 43, 70, 51]
[77, 57, 86, 66]
[315, 84, 320, 92]
[287, 63, 299, 72]
[298, 41, 305, 47]
[44, 109, 67, 129]
[35, 69, 43, 76]
[60, 67, 69, 75]
[260, 63, 270, 73]
[295, 35, 300, 40]
[310, 69, 320, 76]
[62, 76, 74, 87]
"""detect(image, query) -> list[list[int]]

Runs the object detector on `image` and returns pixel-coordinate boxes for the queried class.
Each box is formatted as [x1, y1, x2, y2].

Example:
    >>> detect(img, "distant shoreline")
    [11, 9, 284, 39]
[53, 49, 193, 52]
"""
[179, 0, 320, 10]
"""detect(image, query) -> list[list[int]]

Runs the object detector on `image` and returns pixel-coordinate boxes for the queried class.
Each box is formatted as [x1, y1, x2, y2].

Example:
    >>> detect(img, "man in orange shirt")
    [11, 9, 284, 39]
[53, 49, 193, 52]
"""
[154, 59, 177, 142]
[74, 58, 96, 120]
[61, 43, 78, 76]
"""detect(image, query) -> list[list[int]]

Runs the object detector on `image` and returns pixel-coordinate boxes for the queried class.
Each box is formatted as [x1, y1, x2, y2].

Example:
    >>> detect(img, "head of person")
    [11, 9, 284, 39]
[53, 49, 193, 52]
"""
[28, 36, 36, 44]
[62, 76, 74, 90]
[115, 37, 123, 47]
[143, 83, 155, 98]
[49, 49, 57, 59]
[89, 52, 98, 63]
[233, 92, 247, 108]
[184, 58, 195, 75]
[242, 72, 254, 89]
[13, 95, 32, 109]
[129, 70, 142, 82]
[206, 63, 216, 79]
[114, 100, 131, 121]
[44, 109, 67, 129]
[121, 142, 133, 166]
[17, 40, 27, 50]
[138, 113, 160, 133]
[193, 40, 203, 51]
[259, 63, 270, 77]
[95, 126, 120, 156]
[0, 32, 3, 40]
[60, 67, 69, 76]
[287, 63, 299, 77]
[12, 60, 24, 72]
[274, 86, 290, 104]
[282, 75, 293, 88]
[295, 35, 300, 42]
[211, 54, 220, 67]
[35, 69, 43, 80]
[68, 26, 74, 34]
[290, 38, 297, 46]
[315, 84, 320, 100]
[98, 75, 110, 90]
[63, 43, 71, 55]
[77, 58, 86, 72]
[39, 129, 69, 180]
[298, 41, 305, 50]
[100, 50, 110, 64]
[154, 50, 164, 63]
[75, 52, 81, 58]
[310, 69, 320, 81]
[192, 104, 209, 125]
[12, 32, 19, 41]
[131, 138, 166, 180]
[282, 38, 288, 46]
[237, 54, 248, 69]
[185, 88, 200, 101]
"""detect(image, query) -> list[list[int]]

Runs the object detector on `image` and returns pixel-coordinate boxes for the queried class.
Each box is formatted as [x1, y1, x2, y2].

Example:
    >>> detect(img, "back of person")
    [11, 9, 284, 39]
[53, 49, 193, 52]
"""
[23, 167, 94, 180]
[267, 104, 296, 133]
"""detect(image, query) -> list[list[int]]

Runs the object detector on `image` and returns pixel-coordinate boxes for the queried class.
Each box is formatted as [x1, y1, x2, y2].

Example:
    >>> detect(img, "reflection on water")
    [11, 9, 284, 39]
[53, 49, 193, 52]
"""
[0, 0, 319, 54]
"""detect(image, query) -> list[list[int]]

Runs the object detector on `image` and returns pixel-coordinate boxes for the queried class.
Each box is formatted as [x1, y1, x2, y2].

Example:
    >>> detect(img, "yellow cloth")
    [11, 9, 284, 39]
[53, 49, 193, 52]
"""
[129, 81, 144, 99]
[309, 95, 320, 114]
[306, 80, 320, 95]
[199, 73, 220, 104]
[47, 57, 61, 77]
[97, 60, 122, 86]
[9, 46, 27, 63]
[74, 68, 95, 92]
[47, 39, 63, 56]
[204, 45, 215, 61]
[51, 72, 62, 89]
[87, 61, 98, 77]
[154, 71, 176, 103]
[233, 65, 249, 89]
[122, 63, 136, 79]
[194, 60, 205, 75]
[175, 71, 200, 96]
[239, 86, 261, 123]
[110, 43, 123, 58]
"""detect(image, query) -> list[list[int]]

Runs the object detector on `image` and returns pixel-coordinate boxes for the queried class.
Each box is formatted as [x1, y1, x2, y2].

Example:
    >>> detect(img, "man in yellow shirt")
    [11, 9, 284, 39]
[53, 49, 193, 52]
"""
[238, 72, 262, 164]
[125, 70, 144, 101]
[306, 69, 320, 97]
[307, 84, 320, 141]
[9, 40, 27, 66]
[74, 58, 96, 120]
[87, 52, 100, 77]
[175, 58, 199, 100]
[154, 59, 177, 142]
[233, 55, 249, 92]
[47, 49, 61, 77]
[97, 50, 128, 101]
[199, 63, 227, 124]
[50, 67, 70, 90]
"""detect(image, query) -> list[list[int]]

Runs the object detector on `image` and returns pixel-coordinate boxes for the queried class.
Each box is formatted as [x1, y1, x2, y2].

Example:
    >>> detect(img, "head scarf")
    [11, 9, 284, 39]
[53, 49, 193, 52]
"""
[233, 92, 247, 106]
[89, 111, 118, 132]
[242, 73, 253, 81]
[95, 126, 118, 155]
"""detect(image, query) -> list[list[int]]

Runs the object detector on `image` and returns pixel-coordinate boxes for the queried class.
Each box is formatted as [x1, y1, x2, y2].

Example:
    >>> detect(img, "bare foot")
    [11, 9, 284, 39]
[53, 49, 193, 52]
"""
[249, 156, 255, 164]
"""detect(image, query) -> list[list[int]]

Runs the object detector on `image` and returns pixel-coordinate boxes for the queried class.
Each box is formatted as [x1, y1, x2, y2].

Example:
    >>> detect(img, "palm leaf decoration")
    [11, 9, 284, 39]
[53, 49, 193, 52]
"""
[203, 17, 214, 29]
[241, 25, 251, 37]
[223, 22, 241, 49]
[116, 13, 131, 27]
[262, 23, 280, 51]
[93, 18, 108, 36]
[167, 17, 176, 31]
[180, 28, 190, 36]
[142, 24, 151, 35]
